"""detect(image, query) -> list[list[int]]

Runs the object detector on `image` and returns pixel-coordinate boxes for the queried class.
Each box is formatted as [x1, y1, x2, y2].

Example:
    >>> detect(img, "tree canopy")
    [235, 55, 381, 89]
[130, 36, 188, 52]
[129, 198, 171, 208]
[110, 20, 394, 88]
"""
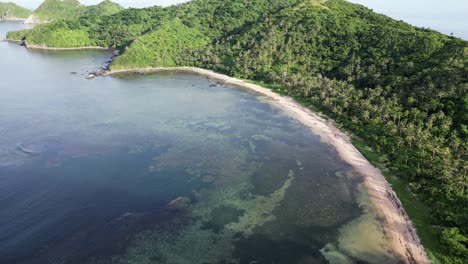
[33, 0, 85, 21]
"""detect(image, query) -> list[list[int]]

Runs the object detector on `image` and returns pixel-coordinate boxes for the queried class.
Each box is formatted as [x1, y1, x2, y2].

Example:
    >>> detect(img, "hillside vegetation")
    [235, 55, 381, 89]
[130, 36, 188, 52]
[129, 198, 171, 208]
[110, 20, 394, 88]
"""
[83, 0, 123, 17]
[18, 0, 123, 23]
[6, 0, 468, 263]
[112, 18, 208, 69]
[0, 2, 32, 20]
[32, 0, 84, 22]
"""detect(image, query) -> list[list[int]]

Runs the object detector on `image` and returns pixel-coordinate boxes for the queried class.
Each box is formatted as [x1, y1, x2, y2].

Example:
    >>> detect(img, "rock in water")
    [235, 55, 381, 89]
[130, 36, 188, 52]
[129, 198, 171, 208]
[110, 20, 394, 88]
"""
[167, 196, 192, 211]
[17, 138, 62, 156]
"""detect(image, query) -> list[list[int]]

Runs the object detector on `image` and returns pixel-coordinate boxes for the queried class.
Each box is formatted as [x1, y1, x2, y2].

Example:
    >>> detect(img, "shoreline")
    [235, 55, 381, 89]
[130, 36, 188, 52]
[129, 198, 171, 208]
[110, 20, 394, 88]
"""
[3, 39, 109, 51]
[1, 38, 20, 43]
[106, 67, 431, 264]
[24, 44, 109, 51]
[0, 18, 27, 22]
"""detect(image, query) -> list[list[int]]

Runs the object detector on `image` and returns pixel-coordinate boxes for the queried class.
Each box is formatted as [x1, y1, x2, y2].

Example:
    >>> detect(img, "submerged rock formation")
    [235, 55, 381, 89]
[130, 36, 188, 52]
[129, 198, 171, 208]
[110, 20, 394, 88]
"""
[168, 196, 192, 211]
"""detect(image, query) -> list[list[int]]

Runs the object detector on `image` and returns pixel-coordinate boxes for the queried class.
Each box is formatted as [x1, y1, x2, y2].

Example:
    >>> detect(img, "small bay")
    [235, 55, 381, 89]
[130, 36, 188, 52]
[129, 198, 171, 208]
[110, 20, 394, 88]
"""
[0, 22, 397, 264]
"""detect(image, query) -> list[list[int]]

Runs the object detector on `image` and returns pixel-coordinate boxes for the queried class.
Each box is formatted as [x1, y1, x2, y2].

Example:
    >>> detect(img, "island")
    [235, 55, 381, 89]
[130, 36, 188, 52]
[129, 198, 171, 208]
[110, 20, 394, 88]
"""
[0, 2, 32, 21]
[21, 0, 123, 24]
[4, 0, 467, 263]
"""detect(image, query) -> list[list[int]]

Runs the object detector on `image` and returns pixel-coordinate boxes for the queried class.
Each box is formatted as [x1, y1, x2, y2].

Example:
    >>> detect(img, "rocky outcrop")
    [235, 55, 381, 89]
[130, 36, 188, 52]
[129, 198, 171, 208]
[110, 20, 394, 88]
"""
[24, 14, 47, 24]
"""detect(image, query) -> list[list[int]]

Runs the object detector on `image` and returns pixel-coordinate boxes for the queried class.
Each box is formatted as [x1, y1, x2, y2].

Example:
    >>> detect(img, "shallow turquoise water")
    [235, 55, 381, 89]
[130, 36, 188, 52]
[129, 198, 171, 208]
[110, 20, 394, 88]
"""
[0, 22, 399, 264]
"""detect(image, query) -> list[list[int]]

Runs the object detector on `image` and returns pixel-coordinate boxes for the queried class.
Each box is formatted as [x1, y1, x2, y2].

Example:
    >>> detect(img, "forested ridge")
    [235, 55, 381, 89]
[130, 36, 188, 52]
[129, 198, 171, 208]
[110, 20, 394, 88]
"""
[2, 0, 123, 24]
[83, 0, 123, 17]
[6, 0, 467, 263]
[30, 0, 85, 21]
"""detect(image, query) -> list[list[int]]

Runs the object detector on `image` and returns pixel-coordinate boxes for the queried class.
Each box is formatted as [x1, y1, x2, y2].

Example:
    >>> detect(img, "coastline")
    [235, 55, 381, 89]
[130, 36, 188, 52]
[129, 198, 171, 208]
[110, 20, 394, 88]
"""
[23, 44, 109, 51]
[2, 39, 109, 51]
[1, 38, 21, 43]
[106, 67, 431, 264]
[0, 18, 26, 22]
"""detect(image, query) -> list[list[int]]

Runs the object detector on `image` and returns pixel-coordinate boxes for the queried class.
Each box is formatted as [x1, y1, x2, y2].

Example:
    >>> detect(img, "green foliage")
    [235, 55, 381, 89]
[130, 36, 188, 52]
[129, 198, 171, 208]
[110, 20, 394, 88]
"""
[173, 0, 301, 38]
[6, 28, 31, 41]
[5, 0, 468, 262]
[33, 0, 85, 21]
[112, 19, 208, 70]
[10, 21, 93, 47]
[440, 228, 468, 257]
[29, 26, 91, 47]
[7, 5, 168, 48]
[0, 2, 32, 19]
[80, 6, 169, 48]
[83, 0, 123, 17]
[14, 0, 123, 23]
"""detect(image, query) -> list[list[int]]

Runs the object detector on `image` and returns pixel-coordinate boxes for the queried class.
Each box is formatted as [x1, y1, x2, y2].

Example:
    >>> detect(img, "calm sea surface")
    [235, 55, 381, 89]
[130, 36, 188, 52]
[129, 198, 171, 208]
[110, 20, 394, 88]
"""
[0, 22, 397, 264]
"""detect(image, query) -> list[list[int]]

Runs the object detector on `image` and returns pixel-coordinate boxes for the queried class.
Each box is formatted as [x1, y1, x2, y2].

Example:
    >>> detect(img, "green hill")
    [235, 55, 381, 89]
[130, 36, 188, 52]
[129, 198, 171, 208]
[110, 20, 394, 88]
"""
[84, 0, 123, 17]
[0, 2, 32, 20]
[27, 0, 85, 23]
[22, 0, 123, 23]
[112, 18, 208, 69]
[6, 0, 468, 263]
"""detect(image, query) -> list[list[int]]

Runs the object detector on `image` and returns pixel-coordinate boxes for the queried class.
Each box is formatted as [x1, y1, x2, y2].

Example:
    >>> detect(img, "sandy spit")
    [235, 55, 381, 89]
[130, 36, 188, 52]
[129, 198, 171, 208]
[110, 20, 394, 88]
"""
[3, 39, 109, 50]
[106, 66, 431, 264]
[0, 18, 27, 21]
[1, 38, 20, 43]
[23, 44, 109, 51]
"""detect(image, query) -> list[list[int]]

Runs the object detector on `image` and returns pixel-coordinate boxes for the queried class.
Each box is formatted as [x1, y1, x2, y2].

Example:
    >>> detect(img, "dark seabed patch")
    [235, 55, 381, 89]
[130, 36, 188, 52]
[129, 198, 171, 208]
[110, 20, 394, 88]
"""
[250, 158, 293, 196]
[202, 205, 246, 233]
[233, 234, 327, 264]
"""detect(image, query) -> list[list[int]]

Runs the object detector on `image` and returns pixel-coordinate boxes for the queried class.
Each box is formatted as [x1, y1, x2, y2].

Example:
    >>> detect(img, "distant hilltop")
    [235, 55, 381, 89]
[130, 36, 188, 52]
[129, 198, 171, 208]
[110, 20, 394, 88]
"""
[0, 2, 33, 21]
[83, 0, 124, 17]
[23, 0, 123, 24]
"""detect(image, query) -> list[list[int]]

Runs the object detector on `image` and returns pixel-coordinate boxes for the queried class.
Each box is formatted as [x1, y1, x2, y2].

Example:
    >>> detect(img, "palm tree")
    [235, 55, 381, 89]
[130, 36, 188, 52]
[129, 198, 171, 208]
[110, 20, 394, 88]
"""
[362, 110, 370, 120]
